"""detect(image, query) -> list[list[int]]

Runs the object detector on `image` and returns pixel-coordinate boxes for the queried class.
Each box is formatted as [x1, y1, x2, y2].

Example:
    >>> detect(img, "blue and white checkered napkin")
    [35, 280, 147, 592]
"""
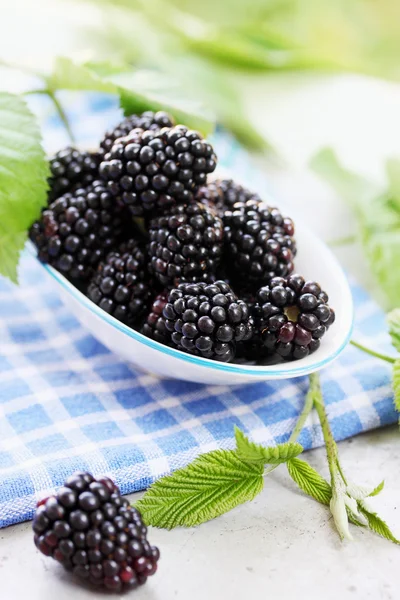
[0, 95, 397, 528]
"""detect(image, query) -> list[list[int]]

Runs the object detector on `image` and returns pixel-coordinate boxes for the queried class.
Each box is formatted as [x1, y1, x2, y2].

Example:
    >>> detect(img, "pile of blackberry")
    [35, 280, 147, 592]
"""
[33, 472, 159, 592]
[30, 108, 335, 365]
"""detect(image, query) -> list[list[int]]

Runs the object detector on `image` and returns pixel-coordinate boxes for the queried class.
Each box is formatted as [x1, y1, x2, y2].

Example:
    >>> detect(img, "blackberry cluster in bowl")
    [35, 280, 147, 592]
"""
[30, 110, 335, 365]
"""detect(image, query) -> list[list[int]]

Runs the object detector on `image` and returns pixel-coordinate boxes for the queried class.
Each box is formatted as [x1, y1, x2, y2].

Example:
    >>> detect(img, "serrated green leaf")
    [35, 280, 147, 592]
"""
[368, 480, 385, 497]
[393, 359, 400, 414]
[387, 309, 400, 353]
[135, 449, 264, 529]
[358, 503, 400, 544]
[234, 427, 303, 464]
[0, 92, 49, 283]
[287, 458, 332, 505]
[48, 58, 215, 137]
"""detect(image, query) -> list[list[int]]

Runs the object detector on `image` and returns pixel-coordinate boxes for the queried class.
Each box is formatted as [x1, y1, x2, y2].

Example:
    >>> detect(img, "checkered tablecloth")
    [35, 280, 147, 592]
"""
[0, 95, 397, 528]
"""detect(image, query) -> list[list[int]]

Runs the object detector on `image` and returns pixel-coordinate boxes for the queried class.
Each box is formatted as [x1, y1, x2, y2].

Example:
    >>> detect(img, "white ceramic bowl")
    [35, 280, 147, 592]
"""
[29, 191, 353, 385]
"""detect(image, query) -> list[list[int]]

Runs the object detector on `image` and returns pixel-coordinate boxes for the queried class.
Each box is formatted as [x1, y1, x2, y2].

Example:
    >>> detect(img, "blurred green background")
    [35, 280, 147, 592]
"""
[1, 0, 400, 307]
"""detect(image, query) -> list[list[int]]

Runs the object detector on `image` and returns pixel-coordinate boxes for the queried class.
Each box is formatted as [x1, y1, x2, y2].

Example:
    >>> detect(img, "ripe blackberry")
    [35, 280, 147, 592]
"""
[87, 239, 150, 325]
[223, 199, 296, 285]
[142, 291, 170, 344]
[33, 472, 160, 592]
[48, 147, 102, 202]
[101, 111, 175, 153]
[30, 181, 125, 281]
[253, 274, 335, 360]
[99, 125, 217, 215]
[148, 202, 224, 288]
[163, 280, 253, 362]
[196, 179, 259, 216]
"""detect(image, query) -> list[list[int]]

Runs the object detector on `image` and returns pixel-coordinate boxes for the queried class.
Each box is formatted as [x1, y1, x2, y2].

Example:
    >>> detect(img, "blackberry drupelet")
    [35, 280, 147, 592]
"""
[223, 198, 296, 286]
[196, 179, 259, 216]
[253, 274, 335, 360]
[99, 125, 217, 215]
[100, 111, 175, 153]
[87, 239, 151, 325]
[48, 147, 103, 202]
[30, 181, 125, 281]
[163, 280, 253, 362]
[148, 202, 224, 288]
[142, 291, 170, 344]
[33, 472, 160, 592]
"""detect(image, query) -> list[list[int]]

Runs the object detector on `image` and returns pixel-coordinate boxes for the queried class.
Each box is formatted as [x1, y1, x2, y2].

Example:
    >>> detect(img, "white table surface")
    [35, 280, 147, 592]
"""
[1, 426, 398, 600]
[1, 2, 400, 598]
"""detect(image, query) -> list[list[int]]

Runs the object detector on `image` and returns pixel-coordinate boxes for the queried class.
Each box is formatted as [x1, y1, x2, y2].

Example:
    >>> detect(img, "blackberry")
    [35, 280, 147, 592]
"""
[48, 147, 102, 202]
[142, 291, 170, 344]
[223, 198, 296, 285]
[163, 280, 253, 362]
[87, 239, 150, 325]
[30, 181, 125, 281]
[99, 125, 217, 215]
[253, 274, 335, 360]
[33, 472, 160, 592]
[101, 111, 175, 153]
[148, 202, 224, 288]
[196, 179, 259, 216]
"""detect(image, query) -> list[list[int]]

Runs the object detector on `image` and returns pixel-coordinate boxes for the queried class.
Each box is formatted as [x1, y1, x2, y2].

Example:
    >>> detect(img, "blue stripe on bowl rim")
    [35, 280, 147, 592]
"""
[25, 244, 354, 379]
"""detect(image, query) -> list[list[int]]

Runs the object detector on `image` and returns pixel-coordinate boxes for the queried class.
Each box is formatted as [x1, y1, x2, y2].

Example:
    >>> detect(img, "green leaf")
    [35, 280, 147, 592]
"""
[387, 158, 400, 202]
[234, 427, 303, 464]
[287, 458, 332, 505]
[387, 309, 400, 353]
[48, 58, 215, 136]
[311, 149, 400, 308]
[368, 480, 385, 497]
[393, 359, 400, 414]
[358, 503, 400, 545]
[135, 449, 264, 529]
[0, 92, 49, 283]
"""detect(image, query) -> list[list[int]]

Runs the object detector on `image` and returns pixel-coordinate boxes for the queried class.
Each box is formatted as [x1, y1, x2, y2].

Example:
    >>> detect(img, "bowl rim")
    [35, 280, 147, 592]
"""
[27, 228, 354, 378]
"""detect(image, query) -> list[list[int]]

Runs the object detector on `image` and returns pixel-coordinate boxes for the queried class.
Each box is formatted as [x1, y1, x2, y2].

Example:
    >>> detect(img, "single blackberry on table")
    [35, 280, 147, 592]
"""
[48, 147, 103, 202]
[30, 181, 125, 281]
[101, 111, 175, 153]
[253, 274, 335, 360]
[142, 291, 170, 344]
[223, 198, 296, 287]
[33, 472, 160, 592]
[148, 201, 224, 288]
[99, 125, 217, 215]
[196, 179, 259, 216]
[87, 239, 151, 325]
[163, 280, 253, 362]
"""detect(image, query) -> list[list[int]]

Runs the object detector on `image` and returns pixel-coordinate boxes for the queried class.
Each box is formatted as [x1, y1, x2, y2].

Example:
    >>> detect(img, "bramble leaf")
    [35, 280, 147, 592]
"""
[136, 449, 264, 529]
[234, 427, 303, 464]
[287, 458, 332, 505]
[0, 92, 49, 283]
[387, 310, 400, 353]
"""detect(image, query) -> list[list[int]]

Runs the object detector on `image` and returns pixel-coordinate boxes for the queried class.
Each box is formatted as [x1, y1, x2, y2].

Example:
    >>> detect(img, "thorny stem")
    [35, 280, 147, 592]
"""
[350, 340, 396, 364]
[310, 372, 339, 482]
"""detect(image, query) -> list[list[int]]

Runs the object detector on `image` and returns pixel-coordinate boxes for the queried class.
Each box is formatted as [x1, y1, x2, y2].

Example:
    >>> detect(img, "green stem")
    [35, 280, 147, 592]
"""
[310, 373, 339, 483]
[264, 381, 315, 475]
[350, 340, 396, 364]
[329, 235, 357, 247]
[46, 89, 76, 144]
[288, 376, 315, 444]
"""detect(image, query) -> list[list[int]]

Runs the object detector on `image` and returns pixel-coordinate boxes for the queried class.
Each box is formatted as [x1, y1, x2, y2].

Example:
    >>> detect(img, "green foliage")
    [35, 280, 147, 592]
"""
[387, 310, 400, 353]
[234, 427, 303, 464]
[358, 503, 400, 544]
[135, 449, 264, 529]
[311, 149, 400, 309]
[0, 93, 49, 283]
[48, 57, 215, 136]
[393, 360, 400, 414]
[286, 457, 332, 505]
